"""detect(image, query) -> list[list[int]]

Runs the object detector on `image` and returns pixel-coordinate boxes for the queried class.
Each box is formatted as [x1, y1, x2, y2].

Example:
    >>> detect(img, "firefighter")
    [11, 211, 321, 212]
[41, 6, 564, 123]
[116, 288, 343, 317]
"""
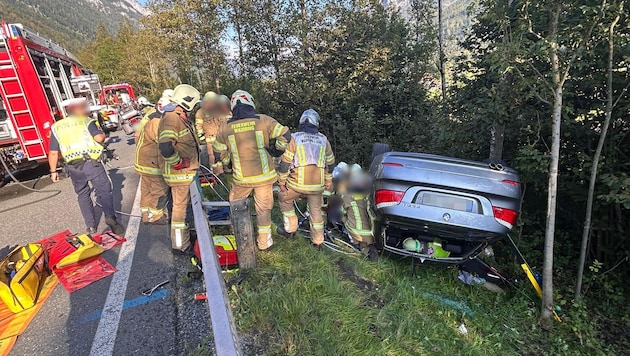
[135, 92, 171, 225]
[342, 164, 378, 260]
[213, 90, 291, 251]
[195, 91, 218, 167]
[205, 95, 232, 174]
[158, 84, 201, 254]
[276, 109, 335, 248]
[48, 98, 124, 235]
[135, 90, 172, 144]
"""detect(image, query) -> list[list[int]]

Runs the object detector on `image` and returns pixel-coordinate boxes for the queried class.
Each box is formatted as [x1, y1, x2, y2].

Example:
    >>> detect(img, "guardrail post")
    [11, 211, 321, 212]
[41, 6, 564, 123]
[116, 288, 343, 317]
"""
[229, 198, 257, 270]
[190, 179, 241, 356]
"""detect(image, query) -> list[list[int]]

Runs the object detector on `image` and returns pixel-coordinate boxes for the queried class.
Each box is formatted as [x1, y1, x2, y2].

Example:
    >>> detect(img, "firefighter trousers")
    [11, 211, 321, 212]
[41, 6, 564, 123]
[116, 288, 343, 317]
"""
[278, 189, 324, 245]
[169, 183, 191, 251]
[68, 161, 115, 229]
[140, 174, 169, 223]
[229, 183, 274, 250]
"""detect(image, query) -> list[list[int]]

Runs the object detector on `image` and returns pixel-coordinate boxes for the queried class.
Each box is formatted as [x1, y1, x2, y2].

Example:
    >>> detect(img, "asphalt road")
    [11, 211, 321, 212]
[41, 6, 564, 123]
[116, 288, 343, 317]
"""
[0, 132, 212, 355]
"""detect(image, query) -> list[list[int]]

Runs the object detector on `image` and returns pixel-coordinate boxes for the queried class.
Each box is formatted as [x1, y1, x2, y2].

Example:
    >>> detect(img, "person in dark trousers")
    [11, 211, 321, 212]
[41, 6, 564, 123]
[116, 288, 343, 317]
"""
[48, 98, 124, 235]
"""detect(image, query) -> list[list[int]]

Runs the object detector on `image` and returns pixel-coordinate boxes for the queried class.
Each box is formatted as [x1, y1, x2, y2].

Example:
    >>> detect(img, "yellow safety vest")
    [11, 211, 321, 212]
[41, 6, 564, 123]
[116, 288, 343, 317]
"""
[51, 116, 103, 162]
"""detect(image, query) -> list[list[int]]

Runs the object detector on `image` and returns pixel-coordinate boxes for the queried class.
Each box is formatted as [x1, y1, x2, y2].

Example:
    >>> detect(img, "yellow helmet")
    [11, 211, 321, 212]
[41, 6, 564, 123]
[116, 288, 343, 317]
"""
[230, 90, 256, 110]
[171, 84, 201, 112]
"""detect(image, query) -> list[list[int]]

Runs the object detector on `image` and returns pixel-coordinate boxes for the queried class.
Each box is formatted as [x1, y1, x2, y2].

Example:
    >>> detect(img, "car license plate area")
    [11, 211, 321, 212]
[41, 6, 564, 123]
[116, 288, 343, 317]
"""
[415, 192, 480, 213]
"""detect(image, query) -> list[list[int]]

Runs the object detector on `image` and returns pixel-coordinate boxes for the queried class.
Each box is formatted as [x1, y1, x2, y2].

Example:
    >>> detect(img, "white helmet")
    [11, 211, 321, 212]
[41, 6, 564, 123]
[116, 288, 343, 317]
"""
[299, 109, 320, 127]
[162, 89, 174, 99]
[171, 84, 201, 112]
[230, 90, 256, 110]
[137, 96, 151, 107]
[350, 163, 362, 175]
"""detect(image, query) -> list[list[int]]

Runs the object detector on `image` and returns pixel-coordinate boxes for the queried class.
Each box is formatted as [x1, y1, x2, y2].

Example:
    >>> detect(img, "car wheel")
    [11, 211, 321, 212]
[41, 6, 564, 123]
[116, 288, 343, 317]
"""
[371, 143, 391, 162]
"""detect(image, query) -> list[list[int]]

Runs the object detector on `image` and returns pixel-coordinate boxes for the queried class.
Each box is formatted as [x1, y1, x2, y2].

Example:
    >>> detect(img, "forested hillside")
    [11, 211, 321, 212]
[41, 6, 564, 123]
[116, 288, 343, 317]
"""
[0, 0, 144, 51]
[77, 0, 629, 353]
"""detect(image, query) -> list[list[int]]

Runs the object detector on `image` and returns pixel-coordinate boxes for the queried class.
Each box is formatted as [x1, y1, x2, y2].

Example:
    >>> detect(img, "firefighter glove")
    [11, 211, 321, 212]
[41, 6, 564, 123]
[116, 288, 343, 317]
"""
[173, 158, 191, 170]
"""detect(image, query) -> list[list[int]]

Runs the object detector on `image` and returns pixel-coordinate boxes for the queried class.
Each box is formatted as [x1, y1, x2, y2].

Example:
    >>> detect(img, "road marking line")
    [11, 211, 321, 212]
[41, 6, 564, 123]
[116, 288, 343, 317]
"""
[89, 183, 142, 356]
[80, 289, 170, 324]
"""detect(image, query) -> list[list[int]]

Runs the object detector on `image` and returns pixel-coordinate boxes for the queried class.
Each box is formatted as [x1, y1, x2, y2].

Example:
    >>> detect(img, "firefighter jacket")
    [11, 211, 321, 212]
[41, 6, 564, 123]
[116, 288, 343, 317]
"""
[136, 107, 158, 134]
[135, 113, 163, 176]
[195, 109, 215, 143]
[342, 193, 375, 240]
[51, 115, 103, 162]
[158, 106, 199, 184]
[201, 113, 230, 146]
[278, 131, 335, 194]
[213, 114, 290, 187]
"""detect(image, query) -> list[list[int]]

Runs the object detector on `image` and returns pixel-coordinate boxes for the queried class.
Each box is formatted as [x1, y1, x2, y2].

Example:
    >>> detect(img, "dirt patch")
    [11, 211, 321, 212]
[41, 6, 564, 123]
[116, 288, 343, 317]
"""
[336, 259, 386, 308]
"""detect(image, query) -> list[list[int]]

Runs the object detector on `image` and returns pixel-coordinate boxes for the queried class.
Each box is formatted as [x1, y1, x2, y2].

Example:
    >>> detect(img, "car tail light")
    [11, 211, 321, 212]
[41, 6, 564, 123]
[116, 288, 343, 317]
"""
[375, 189, 404, 209]
[502, 179, 520, 186]
[492, 206, 518, 229]
[383, 162, 403, 167]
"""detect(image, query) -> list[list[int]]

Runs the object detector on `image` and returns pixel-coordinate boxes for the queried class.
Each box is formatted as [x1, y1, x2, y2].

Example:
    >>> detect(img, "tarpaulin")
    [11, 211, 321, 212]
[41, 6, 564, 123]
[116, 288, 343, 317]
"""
[54, 256, 116, 294]
[91, 231, 126, 250]
[0, 274, 58, 356]
[37, 230, 124, 293]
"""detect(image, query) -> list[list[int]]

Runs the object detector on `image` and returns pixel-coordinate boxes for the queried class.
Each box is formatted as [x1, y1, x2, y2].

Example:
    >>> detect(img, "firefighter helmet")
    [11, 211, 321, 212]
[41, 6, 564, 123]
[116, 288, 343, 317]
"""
[218, 94, 230, 104]
[171, 84, 201, 112]
[137, 96, 152, 107]
[162, 89, 174, 99]
[230, 90, 256, 110]
[202, 91, 218, 103]
[299, 109, 321, 127]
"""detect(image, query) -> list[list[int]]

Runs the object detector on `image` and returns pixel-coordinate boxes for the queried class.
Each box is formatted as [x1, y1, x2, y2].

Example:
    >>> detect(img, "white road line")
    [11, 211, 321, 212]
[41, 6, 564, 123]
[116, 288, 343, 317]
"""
[90, 182, 142, 356]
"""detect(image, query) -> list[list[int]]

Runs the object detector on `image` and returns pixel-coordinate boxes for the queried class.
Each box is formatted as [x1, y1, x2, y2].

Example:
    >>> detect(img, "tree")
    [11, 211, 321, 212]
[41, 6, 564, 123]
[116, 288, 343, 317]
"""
[575, 0, 627, 300]
[517, 0, 603, 321]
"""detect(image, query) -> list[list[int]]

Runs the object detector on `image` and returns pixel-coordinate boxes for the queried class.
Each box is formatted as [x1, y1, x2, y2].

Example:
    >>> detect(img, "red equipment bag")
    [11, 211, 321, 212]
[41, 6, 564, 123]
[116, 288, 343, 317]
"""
[194, 235, 238, 267]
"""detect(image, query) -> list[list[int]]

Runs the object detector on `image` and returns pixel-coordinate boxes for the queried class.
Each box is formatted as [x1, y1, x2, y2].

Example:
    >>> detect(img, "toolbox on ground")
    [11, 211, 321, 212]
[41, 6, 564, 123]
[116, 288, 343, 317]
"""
[0, 244, 49, 313]
[194, 235, 238, 267]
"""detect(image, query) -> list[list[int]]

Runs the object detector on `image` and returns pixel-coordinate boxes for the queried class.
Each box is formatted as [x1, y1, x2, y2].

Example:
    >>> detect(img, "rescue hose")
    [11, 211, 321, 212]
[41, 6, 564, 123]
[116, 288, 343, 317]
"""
[0, 159, 62, 214]
[0, 158, 62, 195]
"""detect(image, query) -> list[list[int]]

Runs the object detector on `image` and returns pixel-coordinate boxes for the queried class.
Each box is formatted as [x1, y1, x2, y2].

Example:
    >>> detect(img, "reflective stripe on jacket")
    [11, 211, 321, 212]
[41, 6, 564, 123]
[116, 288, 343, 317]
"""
[342, 194, 375, 238]
[135, 115, 163, 176]
[51, 116, 103, 162]
[214, 114, 289, 187]
[279, 132, 335, 193]
[158, 109, 200, 184]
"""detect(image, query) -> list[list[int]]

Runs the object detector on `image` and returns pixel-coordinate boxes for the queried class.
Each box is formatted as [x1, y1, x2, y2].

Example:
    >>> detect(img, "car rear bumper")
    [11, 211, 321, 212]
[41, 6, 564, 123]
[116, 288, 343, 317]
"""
[375, 205, 508, 243]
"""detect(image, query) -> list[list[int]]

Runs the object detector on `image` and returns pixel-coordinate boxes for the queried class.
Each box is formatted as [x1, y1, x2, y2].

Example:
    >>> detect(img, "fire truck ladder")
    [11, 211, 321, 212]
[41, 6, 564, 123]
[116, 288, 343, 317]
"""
[58, 62, 74, 101]
[43, 57, 66, 116]
[0, 35, 47, 160]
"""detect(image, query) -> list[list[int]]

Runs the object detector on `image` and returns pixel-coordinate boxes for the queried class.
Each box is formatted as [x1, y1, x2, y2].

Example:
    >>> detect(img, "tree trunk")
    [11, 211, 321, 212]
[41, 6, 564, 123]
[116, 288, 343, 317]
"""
[437, 0, 447, 106]
[542, 3, 562, 322]
[489, 122, 505, 160]
[575, 9, 621, 301]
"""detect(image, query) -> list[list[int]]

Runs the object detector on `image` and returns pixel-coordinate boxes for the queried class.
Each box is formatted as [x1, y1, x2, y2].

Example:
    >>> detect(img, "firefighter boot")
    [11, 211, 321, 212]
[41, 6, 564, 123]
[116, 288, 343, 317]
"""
[105, 216, 125, 236]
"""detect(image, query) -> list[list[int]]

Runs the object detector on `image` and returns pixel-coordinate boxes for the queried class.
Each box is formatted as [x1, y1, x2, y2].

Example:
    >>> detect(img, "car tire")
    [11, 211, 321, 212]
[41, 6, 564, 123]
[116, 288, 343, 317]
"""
[371, 143, 391, 162]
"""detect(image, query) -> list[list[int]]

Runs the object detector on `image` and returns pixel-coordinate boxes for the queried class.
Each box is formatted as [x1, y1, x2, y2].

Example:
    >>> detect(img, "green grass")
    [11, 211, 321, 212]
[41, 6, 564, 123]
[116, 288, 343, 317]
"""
[227, 233, 611, 356]
[203, 178, 619, 355]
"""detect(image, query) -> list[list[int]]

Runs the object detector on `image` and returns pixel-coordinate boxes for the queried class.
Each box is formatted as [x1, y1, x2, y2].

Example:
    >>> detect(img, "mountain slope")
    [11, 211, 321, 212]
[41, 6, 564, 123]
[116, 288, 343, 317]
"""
[0, 0, 145, 51]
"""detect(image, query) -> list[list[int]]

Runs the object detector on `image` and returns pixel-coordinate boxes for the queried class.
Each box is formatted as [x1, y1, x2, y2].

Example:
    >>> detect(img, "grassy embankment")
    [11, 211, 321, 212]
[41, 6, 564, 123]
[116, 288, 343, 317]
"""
[203, 183, 613, 355]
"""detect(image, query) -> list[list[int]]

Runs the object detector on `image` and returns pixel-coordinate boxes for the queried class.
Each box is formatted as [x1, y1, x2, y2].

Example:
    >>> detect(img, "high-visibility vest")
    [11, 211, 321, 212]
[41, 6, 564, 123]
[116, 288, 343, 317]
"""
[51, 116, 103, 162]
[291, 131, 328, 168]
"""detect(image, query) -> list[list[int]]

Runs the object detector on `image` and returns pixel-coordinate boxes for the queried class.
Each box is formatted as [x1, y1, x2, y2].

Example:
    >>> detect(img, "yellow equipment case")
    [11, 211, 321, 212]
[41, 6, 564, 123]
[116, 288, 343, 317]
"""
[0, 244, 49, 313]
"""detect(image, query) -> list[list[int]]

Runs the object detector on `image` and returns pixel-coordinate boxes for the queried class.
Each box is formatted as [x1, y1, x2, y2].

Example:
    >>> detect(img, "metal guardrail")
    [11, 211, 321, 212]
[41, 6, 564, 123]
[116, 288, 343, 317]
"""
[190, 180, 242, 356]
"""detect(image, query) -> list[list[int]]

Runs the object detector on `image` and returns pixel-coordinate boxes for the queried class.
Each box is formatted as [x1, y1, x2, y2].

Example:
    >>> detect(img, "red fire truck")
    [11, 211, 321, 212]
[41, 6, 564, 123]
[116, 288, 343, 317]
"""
[0, 21, 96, 184]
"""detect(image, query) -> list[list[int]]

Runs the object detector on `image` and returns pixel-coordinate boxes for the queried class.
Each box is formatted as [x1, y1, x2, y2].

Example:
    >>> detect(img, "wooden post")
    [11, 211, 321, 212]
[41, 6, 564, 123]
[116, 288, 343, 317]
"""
[230, 198, 256, 270]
